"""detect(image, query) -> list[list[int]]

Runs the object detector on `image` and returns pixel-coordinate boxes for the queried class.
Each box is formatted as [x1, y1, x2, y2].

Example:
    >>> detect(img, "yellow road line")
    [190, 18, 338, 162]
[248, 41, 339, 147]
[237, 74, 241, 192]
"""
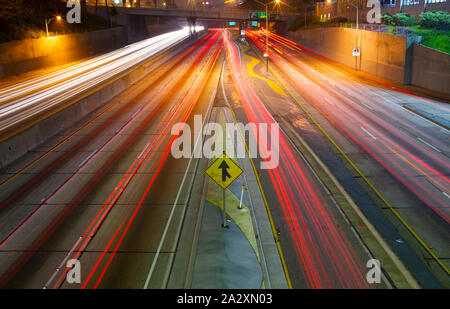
[268, 63, 450, 275]
[225, 41, 292, 287]
[226, 86, 293, 288]
[241, 47, 286, 96]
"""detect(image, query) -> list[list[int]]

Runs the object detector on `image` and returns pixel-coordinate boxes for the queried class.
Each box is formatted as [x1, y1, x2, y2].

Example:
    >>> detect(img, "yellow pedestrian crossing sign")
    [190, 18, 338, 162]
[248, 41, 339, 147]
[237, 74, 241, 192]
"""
[205, 153, 243, 190]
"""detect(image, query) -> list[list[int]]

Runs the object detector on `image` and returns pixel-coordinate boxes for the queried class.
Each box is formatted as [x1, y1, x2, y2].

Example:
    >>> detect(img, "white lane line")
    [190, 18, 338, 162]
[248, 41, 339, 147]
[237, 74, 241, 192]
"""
[324, 98, 335, 105]
[417, 137, 441, 153]
[138, 142, 151, 159]
[442, 191, 450, 200]
[131, 107, 142, 119]
[360, 126, 377, 140]
[43, 236, 82, 289]
[78, 149, 98, 168]
[359, 100, 374, 111]
[142, 87, 217, 289]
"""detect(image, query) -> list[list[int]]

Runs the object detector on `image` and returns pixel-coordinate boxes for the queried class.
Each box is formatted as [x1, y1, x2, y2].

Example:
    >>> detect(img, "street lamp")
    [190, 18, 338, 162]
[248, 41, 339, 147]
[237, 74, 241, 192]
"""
[347, 3, 358, 30]
[253, 0, 280, 75]
[45, 15, 62, 38]
[347, 3, 359, 70]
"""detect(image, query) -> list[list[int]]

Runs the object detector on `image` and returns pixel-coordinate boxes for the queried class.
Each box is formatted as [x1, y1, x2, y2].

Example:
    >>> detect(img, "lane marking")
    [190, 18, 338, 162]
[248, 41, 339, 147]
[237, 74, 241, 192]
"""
[130, 107, 143, 119]
[225, 40, 292, 288]
[0, 37, 201, 191]
[241, 47, 286, 96]
[360, 126, 377, 140]
[442, 191, 450, 200]
[324, 98, 335, 105]
[43, 236, 82, 289]
[264, 52, 450, 276]
[417, 137, 441, 153]
[359, 100, 374, 111]
[220, 58, 272, 288]
[142, 83, 217, 289]
[138, 143, 151, 159]
[78, 149, 98, 168]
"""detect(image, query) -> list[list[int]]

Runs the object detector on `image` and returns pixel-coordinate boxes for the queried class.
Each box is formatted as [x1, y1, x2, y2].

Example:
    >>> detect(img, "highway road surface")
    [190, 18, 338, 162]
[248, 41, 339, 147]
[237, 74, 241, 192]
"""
[0, 29, 222, 288]
[0, 27, 448, 289]
[245, 29, 449, 287]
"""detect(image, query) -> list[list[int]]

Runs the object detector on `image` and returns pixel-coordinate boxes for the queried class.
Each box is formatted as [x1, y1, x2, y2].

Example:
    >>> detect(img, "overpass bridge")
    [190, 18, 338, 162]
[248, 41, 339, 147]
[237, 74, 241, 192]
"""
[124, 7, 289, 21]
[86, 4, 295, 42]
[85, 1, 292, 21]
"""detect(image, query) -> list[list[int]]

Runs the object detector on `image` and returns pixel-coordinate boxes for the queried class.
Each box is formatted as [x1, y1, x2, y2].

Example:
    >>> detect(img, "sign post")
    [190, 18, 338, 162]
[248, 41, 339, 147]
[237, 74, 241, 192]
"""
[352, 47, 360, 70]
[238, 185, 245, 210]
[205, 153, 243, 228]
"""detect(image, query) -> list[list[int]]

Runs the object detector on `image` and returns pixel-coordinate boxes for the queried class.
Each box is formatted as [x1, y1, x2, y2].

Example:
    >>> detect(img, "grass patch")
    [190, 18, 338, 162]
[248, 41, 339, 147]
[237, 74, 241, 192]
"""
[412, 28, 450, 53]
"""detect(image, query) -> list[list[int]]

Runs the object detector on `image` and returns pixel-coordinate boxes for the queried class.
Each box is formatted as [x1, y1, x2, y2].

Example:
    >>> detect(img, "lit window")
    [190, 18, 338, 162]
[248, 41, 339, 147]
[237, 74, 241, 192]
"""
[402, 0, 419, 5]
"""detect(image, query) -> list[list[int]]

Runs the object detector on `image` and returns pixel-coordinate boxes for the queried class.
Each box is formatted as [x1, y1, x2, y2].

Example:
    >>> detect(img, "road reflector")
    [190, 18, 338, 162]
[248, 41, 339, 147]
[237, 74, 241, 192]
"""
[205, 153, 243, 190]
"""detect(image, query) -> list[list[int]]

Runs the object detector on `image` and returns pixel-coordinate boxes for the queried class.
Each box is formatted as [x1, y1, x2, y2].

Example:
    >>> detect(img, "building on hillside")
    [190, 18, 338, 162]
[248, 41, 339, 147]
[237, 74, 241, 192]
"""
[316, 0, 449, 23]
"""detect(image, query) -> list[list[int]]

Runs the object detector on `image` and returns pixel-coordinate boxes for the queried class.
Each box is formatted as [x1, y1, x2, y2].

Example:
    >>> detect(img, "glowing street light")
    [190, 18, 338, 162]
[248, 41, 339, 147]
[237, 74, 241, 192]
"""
[45, 15, 62, 38]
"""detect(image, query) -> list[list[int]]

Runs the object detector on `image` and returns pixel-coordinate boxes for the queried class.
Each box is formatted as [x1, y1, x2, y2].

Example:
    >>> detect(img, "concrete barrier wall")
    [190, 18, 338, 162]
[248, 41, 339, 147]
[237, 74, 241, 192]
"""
[0, 33, 199, 169]
[411, 44, 450, 95]
[0, 27, 127, 79]
[287, 27, 407, 83]
[287, 27, 449, 94]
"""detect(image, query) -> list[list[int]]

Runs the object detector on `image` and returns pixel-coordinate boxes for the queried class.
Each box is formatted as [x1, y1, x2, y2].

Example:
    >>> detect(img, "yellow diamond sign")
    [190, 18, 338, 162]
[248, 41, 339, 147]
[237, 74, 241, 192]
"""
[205, 153, 243, 190]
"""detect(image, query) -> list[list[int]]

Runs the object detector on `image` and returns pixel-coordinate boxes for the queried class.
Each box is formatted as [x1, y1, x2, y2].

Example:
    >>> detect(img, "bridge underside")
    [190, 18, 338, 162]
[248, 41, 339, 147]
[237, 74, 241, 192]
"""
[87, 6, 289, 42]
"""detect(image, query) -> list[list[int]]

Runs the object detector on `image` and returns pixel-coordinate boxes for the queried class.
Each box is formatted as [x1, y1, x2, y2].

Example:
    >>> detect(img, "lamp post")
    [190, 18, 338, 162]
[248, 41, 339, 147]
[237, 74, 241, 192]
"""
[348, 3, 358, 30]
[348, 3, 359, 70]
[45, 15, 62, 38]
[253, 0, 280, 75]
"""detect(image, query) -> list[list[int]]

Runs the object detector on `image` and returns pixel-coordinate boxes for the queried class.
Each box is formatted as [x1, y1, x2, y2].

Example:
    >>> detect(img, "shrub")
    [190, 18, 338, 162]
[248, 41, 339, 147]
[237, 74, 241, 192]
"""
[392, 13, 417, 26]
[381, 13, 393, 25]
[419, 11, 450, 30]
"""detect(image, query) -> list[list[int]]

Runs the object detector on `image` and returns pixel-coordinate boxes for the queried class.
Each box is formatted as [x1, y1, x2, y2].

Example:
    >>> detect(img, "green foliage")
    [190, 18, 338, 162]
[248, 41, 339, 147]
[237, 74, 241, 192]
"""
[382, 13, 417, 26]
[381, 13, 393, 25]
[381, 13, 418, 26]
[419, 11, 450, 30]
[393, 13, 417, 26]
[414, 28, 450, 53]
